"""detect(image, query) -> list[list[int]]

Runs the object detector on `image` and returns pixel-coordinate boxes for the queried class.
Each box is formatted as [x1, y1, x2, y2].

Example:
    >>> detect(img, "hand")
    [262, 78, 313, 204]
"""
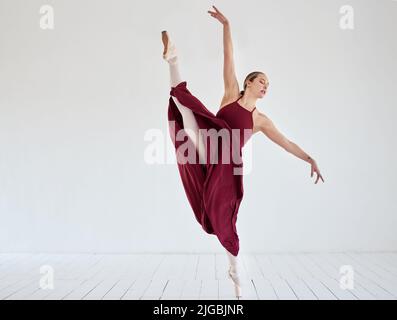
[309, 158, 325, 184]
[207, 5, 229, 25]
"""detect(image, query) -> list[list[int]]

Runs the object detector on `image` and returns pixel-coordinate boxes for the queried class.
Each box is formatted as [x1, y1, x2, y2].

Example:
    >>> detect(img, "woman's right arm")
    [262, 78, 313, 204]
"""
[222, 22, 239, 99]
[208, 6, 239, 104]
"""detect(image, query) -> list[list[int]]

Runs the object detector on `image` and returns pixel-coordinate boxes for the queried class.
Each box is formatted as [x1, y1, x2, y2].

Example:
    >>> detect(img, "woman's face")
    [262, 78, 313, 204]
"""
[247, 74, 269, 98]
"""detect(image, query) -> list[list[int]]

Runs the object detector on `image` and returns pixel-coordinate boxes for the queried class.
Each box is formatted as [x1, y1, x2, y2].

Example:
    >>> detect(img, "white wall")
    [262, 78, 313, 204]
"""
[1, 0, 396, 253]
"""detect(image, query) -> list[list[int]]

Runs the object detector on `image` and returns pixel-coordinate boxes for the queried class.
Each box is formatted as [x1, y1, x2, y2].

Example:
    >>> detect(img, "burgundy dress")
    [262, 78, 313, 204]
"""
[167, 81, 256, 256]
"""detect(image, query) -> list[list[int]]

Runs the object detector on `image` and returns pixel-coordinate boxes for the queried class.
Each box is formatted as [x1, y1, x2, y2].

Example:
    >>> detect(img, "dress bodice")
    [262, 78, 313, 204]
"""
[216, 98, 256, 148]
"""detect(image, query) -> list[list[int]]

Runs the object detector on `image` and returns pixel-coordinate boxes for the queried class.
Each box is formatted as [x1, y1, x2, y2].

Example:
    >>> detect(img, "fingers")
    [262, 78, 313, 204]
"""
[207, 11, 217, 19]
[314, 172, 325, 184]
[213, 5, 220, 13]
[209, 5, 225, 18]
[207, 10, 226, 24]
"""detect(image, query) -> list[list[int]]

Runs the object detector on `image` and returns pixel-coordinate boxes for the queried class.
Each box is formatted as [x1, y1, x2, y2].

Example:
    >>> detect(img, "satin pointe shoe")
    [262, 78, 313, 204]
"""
[228, 266, 242, 299]
[161, 30, 177, 62]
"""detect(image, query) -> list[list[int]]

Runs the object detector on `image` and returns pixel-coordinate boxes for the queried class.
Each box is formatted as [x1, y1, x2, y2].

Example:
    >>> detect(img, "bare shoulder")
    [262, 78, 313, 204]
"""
[253, 109, 271, 120]
[252, 109, 273, 133]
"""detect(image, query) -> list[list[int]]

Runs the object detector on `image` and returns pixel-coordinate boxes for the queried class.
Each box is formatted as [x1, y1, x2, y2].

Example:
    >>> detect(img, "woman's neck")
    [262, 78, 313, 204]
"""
[238, 95, 257, 109]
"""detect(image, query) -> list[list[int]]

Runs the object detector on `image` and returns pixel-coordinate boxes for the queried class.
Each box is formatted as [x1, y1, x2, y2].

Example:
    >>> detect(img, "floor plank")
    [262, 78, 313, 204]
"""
[0, 252, 396, 300]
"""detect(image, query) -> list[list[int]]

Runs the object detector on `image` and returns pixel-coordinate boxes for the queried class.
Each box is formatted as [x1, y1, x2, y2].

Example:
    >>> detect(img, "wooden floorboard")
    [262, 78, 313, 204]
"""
[0, 252, 396, 300]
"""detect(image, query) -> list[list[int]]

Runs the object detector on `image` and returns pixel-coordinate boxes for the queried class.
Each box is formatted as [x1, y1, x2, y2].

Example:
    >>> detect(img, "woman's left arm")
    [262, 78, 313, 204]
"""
[257, 113, 325, 184]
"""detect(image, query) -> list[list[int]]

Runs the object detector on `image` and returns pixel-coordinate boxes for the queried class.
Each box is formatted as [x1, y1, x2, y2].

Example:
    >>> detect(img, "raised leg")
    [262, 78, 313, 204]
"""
[163, 31, 206, 165]
[171, 95, 207, 165]
[168, 56, 182, 87]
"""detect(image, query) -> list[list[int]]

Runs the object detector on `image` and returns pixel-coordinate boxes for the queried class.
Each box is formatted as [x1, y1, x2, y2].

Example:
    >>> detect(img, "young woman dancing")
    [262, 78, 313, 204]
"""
[162, 6, 324, 299]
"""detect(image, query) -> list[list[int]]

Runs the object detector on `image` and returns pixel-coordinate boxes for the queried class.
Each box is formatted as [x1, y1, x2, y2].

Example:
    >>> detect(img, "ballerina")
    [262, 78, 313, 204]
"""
[162, 5, 324, 299]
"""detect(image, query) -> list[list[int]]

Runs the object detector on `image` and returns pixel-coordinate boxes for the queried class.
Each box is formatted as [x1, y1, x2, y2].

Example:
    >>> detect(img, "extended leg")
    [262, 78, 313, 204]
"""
[172, 97, 206, 165]
[164, 33, 206, 165]
[168, 56, 182, 87]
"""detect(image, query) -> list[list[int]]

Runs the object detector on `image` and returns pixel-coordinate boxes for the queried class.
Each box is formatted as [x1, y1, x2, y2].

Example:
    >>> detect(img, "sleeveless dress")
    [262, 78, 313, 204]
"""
[167, 81, 256, 256]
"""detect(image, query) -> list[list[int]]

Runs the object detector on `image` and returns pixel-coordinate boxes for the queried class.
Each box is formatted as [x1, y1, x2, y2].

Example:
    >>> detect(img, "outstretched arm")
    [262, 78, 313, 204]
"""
[208, 6, 239, 100]
[257, 112, 325, 184]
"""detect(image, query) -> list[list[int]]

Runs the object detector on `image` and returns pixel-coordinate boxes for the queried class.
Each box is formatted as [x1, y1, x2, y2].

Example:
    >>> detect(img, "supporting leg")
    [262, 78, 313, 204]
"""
[225, 248, 242, 298]
[225, 248, 240, 273]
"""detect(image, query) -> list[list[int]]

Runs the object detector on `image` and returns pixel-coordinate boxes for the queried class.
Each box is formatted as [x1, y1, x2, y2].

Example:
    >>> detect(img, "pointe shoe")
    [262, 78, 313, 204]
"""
[161, 30, 177, 62]
[228, 266, 242, 299]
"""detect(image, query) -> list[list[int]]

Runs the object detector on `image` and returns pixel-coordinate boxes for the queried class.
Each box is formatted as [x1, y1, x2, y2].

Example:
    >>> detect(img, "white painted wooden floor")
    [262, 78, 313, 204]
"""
[0, 252, 396, 300]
